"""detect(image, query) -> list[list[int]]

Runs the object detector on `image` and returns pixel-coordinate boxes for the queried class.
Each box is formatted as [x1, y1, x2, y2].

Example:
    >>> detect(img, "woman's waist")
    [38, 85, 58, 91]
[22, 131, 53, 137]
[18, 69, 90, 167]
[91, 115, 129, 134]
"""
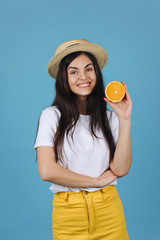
[52, 185, 118, 204]
[49, 179, 117, 194]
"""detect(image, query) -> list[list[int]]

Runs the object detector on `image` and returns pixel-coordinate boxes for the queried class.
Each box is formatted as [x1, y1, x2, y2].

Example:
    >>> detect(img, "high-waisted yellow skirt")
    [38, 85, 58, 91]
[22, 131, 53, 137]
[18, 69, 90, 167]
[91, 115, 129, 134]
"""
[52, 185, 129, 240]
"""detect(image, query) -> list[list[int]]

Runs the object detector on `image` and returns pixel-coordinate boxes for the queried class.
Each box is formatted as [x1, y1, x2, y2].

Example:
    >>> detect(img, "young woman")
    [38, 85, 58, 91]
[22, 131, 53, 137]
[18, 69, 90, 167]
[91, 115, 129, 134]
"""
[34, 39, 132, 240]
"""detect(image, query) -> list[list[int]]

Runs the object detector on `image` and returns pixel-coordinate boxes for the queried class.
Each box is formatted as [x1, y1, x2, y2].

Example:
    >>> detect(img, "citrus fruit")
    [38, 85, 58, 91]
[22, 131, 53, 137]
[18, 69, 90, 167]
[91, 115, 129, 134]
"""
[105, 81, 125, 102]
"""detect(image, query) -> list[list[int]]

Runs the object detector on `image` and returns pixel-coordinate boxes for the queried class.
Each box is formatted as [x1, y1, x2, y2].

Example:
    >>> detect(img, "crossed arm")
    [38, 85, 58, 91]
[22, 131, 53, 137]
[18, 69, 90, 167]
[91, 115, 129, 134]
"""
[36, 146, 117, 189]
[36, 117, 132, 189]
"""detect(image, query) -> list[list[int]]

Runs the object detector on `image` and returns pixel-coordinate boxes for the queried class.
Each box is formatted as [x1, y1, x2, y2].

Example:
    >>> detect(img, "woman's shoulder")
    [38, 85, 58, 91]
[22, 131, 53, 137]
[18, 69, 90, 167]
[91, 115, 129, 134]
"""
[37, 105, 61, 131]
[106, 110, 119, 143]
[106, 109, 117, 119]
[106, 110, 118, 126]
[41, 105, 61, 118]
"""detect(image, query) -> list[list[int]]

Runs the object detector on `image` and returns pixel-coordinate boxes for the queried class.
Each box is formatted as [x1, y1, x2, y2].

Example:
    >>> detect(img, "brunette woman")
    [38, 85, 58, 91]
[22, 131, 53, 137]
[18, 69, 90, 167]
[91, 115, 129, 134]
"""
[34, 39, 132, 240]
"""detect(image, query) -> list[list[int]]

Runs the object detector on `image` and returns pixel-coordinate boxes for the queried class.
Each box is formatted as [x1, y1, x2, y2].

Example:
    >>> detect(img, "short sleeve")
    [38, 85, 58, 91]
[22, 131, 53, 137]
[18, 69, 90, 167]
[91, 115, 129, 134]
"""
[107, 110, 119, 145]
[34, 106, 60, 149]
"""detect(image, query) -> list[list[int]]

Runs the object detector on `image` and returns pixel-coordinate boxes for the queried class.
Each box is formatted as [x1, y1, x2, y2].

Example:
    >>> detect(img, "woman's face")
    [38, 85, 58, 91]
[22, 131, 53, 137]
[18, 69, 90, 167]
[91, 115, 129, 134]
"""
[67, 54, 96, 99]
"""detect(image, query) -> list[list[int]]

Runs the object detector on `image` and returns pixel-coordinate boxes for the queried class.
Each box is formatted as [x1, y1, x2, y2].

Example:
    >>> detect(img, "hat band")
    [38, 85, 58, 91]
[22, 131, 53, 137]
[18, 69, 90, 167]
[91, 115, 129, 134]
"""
[66, 43, 80, 48]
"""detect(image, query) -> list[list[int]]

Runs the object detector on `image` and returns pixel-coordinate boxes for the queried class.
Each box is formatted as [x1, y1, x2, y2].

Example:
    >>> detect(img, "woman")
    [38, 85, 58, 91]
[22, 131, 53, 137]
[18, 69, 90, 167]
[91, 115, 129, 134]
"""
[34, 39, 132, 240]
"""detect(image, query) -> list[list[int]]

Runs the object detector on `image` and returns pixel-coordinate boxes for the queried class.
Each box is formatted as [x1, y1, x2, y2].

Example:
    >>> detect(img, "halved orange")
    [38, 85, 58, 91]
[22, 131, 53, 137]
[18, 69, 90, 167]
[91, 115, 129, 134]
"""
[105, 81, 125, 102]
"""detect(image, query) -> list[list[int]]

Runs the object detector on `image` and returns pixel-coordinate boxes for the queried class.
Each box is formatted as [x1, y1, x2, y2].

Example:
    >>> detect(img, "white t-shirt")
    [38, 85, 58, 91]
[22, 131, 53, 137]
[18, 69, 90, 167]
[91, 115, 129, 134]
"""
[34, 106, 119, 193]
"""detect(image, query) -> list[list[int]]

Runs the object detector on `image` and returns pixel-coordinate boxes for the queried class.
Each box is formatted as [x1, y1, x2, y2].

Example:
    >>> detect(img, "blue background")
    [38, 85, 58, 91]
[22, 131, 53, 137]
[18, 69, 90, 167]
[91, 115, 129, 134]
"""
[1, 0, 160, 239]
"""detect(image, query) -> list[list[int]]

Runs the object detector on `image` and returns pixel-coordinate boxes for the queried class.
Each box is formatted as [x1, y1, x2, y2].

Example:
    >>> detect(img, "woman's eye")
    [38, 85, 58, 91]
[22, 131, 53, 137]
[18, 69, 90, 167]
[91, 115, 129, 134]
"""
[71, 71, 77, 75]
[86, 68, 93, 72]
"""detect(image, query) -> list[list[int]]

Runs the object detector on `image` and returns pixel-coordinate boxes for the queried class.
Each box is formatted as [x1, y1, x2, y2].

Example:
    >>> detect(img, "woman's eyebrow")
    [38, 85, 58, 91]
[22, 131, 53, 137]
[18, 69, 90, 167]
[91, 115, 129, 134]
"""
[85, 63, 93, 68]
[68, 63, 93, 70]
[68, 66, 78, 70]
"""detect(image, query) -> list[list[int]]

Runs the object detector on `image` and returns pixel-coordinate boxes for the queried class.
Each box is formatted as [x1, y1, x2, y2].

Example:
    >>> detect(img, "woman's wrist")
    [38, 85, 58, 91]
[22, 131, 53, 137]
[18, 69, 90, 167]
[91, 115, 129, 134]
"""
[118, 118, 131, 131]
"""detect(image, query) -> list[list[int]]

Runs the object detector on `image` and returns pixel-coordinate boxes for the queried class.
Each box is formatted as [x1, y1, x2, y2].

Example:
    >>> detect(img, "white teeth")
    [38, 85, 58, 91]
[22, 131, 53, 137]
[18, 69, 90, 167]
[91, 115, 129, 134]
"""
[78, 83, 90, 87]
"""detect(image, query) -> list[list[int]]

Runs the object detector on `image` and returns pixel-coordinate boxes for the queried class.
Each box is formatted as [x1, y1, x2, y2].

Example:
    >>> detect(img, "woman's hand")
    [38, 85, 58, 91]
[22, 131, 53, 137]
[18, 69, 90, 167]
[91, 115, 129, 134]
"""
[104, 82, 132, 121]
[96, 169, 118, 188]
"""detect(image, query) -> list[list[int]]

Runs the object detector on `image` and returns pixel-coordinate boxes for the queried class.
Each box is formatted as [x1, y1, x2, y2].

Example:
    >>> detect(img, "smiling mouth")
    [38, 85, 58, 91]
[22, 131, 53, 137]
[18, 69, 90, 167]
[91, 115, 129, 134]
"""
[77, 82, 91, 88]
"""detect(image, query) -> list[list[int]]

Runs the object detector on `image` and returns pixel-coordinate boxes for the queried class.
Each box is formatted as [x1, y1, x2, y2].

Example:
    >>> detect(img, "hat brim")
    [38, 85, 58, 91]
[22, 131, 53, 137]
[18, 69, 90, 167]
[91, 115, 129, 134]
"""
[47, 43, 108, 79]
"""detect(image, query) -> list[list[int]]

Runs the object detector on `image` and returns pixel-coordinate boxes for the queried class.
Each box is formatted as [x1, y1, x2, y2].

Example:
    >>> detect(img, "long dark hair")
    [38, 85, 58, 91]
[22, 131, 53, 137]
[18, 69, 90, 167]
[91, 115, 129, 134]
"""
[52, 51, 116, 165]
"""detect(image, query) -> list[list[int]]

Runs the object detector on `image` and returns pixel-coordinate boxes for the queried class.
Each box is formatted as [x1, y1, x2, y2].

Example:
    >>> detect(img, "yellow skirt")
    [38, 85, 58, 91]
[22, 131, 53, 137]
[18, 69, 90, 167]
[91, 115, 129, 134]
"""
[52, 185, 129, 240]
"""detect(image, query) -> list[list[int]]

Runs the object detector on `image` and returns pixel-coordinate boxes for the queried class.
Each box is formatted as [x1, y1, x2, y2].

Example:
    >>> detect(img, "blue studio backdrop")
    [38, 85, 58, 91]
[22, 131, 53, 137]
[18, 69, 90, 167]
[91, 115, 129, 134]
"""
[0, 0, 160, 239]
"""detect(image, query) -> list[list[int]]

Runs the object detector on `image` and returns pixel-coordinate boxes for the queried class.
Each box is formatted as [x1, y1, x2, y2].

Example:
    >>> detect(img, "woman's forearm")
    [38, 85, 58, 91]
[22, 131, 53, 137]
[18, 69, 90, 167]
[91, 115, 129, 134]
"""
[37, 146, 117, 189]
[43, 163, 98, 188]
[42, 163, 117, 188]
[110, 118, 132, 177]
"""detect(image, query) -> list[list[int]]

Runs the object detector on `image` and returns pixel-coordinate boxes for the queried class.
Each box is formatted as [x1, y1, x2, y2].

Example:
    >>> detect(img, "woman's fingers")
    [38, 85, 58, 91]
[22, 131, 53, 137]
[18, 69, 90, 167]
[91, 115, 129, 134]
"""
[103, 97, 116, 110]
[98, 169, 117, 187]
[121, 82, 132, 102]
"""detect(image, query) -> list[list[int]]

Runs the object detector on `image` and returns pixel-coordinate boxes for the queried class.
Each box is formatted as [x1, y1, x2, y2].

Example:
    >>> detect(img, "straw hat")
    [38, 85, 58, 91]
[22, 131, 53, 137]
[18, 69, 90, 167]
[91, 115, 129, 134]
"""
[47, 39, 108, 79]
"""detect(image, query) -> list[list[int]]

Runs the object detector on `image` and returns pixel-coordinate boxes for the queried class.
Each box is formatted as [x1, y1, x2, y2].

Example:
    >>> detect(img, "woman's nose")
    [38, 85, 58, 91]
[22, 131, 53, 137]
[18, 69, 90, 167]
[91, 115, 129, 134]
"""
[79, 71, 87, 80]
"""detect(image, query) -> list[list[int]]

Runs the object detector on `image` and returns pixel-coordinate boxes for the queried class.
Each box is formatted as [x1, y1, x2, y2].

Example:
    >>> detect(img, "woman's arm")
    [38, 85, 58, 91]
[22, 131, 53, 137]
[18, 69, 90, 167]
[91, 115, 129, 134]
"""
[36, 146, 117, 188]
[110, 118, 132, 177]
[104, 82, 132, 177]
